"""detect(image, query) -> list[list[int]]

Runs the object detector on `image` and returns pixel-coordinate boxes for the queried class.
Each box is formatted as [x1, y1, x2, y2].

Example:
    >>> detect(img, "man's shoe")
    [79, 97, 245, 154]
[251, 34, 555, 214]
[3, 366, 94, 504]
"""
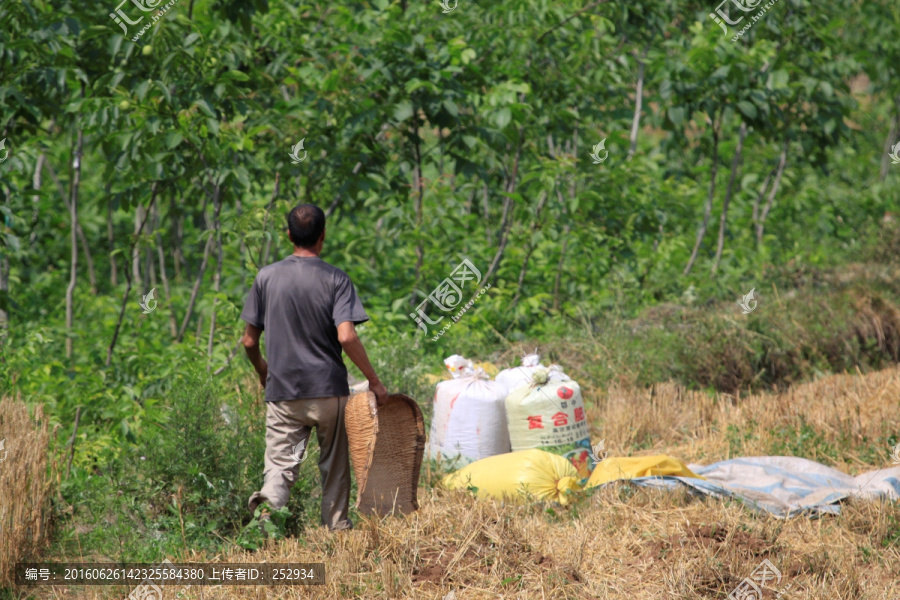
[255, 503, 288, 541]
[237, 503, 288, 551]
[258, 507, 272, 539]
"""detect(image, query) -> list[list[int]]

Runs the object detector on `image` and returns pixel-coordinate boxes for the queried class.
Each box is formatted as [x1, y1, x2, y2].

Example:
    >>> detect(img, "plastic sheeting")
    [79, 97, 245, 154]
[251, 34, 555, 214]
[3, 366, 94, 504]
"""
[591, 455, 900, 518]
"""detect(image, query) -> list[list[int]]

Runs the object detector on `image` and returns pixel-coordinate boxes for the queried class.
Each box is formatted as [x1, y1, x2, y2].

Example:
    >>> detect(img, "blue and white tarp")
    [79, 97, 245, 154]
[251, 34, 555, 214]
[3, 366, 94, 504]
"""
[601, 456, 900, 518]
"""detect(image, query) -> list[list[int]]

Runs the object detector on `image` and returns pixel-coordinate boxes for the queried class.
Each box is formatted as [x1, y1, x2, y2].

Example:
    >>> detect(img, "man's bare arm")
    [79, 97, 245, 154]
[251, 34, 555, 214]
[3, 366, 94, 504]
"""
[242, 323, 268, 389]
[337, 321, 388, 404]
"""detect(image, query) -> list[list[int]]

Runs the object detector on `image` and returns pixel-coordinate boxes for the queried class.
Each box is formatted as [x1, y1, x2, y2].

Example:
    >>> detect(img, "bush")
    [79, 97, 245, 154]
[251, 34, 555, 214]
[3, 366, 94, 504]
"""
[137, 368, 266, 546]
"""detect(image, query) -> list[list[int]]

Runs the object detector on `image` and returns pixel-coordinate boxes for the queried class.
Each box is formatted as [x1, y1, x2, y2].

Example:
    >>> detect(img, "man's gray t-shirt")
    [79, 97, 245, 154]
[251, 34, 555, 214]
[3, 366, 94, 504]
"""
[240, 255, 369, 401]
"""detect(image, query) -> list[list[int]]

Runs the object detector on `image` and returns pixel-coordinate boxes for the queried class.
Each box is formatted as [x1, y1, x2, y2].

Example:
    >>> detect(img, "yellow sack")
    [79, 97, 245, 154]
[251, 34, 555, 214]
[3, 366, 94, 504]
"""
[584, 455, 705, 489]
[443, 449, 581, 505]
[421, 372, 449, 386]
[473, 361, 499, 377]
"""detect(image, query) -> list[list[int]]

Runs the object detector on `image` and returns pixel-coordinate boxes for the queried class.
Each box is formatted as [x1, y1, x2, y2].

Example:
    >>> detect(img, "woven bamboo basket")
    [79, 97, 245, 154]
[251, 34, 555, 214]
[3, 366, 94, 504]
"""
[345, 391, 425, 516]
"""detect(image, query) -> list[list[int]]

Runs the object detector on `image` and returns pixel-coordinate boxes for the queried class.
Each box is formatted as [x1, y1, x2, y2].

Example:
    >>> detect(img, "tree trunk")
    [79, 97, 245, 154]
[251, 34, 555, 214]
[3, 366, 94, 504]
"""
[712, 122, 748, 275]
[757, 139, 788, 244]
[509, 191, 549, 311]
[43, 160, 97, 293]
[550, 134, 575, 312]
[177, 185, 222, 342]
[65, 130, 83, 360]
[324, 165, 359, 219]
[628, 47, 648, 160]
[684, 116, 720, 275]
[236, 199, 245, 266]
[880, 95, 900, 182]
[173, 196, 184, 282]
[29, 154, 45, 249]
[195, 313, 204, 347]
[0, 187, 10, 340]
[553, 188, 573, 312]
[482, 182, 490, 244]
[132, 205, 145, 292]
[437, 127, 445, 177]
[108, 199, 118, 286]
[212, 338, 244, 376]
[146, 229, 156, 291]
[261, 172, 281, 268]
[483, 127, 525, 285]
[154, 200, 177, 337]
[751, 168, 774, 243]
[106, 193, 156, 366]
[206, 193, 223, 368]
[409, 116, 425, 308]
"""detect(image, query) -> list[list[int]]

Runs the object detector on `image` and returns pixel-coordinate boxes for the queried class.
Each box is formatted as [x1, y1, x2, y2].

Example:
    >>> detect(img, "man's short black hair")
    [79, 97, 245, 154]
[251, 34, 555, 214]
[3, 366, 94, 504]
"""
[286, 204, 326, 248]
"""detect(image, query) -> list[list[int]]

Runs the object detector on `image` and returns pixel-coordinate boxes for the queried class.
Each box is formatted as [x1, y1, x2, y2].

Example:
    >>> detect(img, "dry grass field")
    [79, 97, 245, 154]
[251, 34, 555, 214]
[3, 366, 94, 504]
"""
[39, 363, 899, 600]
[0, 396, 55, 591]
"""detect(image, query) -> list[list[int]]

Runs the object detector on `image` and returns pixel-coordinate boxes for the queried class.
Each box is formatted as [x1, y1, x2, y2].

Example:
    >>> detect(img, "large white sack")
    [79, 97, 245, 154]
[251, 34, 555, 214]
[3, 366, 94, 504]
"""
[495, 353, 546, 393]
[505, 367, 593, 479]
[427, 367, 510, 467]
[547, 364, 570, 382]
[444, 354, 474, 378]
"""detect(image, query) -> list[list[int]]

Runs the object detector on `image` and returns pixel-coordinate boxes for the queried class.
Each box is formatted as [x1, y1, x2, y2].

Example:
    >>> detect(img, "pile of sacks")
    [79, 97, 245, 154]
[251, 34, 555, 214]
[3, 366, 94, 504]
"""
[442, 449, 702, 504]
[427, 353, 594, 478]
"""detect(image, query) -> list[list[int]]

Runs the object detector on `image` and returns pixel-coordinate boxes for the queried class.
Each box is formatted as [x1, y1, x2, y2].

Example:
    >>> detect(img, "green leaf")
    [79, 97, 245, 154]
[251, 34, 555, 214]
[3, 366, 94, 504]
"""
[155, 80, 172, 105]
[736, 100, 757, 119]
[165, 131, 183, 149]
[667, 106, 685, 126]
[223, 70, 250, 82]
[405, 79, 436, 93]
[442, 99, 459, 117]
[767, 69, 789, 90]
[495, 107, 511, 129]
[393, 101, 413, 122]
[135, 79, 150, 100]
[195, 99, 216, 118]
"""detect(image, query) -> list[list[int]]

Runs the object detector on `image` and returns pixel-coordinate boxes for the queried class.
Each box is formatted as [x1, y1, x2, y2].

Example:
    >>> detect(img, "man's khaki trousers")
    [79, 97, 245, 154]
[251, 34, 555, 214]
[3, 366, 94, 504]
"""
[248, 396, 352, 531]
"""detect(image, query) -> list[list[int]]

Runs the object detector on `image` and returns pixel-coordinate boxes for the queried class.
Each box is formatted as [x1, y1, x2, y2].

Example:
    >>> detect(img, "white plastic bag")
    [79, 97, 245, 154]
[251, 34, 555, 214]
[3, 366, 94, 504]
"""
[427, 366, 510, 467]
[443, 354, 474, 379]
[495, 353, 546, 393]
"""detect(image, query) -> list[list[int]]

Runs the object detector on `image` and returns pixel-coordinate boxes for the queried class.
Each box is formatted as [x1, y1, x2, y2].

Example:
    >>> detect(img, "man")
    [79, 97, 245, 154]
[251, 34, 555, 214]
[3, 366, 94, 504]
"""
[240, 203, 388, 532]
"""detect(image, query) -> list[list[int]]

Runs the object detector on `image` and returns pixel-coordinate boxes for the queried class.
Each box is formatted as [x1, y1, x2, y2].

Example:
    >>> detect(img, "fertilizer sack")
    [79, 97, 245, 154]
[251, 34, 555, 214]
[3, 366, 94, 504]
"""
[495, 353, 547, 393]
[442, 448, 581, 504]
[505, 367, 593, 479]
[427, 361, 510, 467]
[443, 354, 500, 379]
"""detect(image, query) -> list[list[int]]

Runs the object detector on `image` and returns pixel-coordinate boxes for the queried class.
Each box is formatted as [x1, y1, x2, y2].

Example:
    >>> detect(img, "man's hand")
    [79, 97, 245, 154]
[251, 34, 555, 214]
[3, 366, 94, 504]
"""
[337, 321, 389, 406]
[242, 324, 268, 392]
[369, 379, 388, 407]
[259, 363, 268, 389]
